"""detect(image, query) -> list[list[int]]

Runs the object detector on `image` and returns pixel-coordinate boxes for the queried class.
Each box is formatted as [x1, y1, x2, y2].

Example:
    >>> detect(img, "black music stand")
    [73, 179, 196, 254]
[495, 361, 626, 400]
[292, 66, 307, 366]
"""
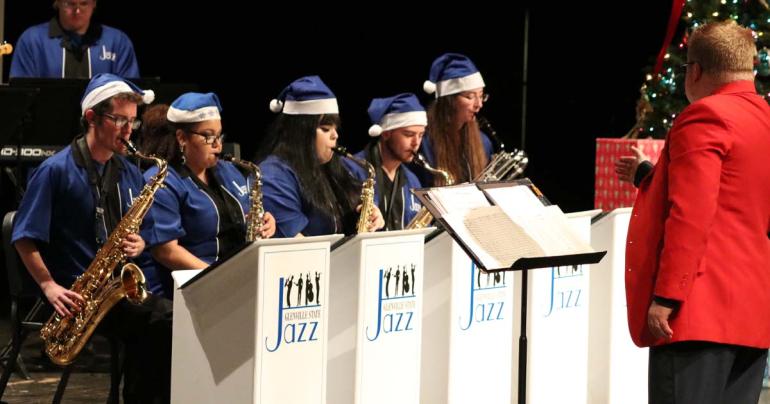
[0, 87, 39, 202]
[414, 179, 606, 404]
[9, 78, 87, 144]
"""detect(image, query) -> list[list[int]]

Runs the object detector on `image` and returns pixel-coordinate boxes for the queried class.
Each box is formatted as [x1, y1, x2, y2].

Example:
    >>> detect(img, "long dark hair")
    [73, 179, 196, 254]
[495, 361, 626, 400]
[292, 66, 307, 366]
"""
[427, 95, 488, 183]
[138, 104, 195, 167]
[258, 113, 360, 232]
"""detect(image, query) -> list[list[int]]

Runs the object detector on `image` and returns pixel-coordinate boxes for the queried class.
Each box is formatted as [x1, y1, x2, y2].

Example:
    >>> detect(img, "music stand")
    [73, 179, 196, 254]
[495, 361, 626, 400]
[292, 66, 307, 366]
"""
[0, 86, 39, 202]
[414, 179, 606, 404]
[9, 78, 87, 145]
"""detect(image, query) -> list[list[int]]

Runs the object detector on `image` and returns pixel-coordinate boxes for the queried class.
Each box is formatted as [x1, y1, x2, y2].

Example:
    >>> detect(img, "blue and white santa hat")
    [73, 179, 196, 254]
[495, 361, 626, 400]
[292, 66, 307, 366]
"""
[269, 75, 339, 115]
[167, 92, 222, 123]
[80, 73, 155, 115]
[367, 93, 427, 137]
[423, 53, 485, 98]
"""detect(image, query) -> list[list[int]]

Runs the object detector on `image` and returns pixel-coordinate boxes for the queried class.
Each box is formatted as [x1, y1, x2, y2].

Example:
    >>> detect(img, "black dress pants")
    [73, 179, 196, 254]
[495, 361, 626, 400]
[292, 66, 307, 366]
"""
[649, 341, 767, 404]
[100, 294, 173, 404]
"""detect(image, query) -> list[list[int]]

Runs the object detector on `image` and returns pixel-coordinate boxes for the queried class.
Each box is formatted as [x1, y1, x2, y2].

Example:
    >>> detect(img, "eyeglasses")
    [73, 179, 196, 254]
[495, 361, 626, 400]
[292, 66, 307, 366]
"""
[188, 131, 225, 145]
[101, 113, 141, 130]
[678, 62, 696, 72]
[458, 92, 490, 103]
[59, 0, 95, 11]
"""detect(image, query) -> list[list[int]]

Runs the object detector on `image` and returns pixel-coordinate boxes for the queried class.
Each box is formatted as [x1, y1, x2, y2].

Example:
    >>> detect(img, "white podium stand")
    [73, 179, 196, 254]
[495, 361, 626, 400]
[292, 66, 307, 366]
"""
[420, 230, 515, 404]
[510, 209, 600, 404]
[170, 234, 342, 404]
[327, 228, 433, 404]
[588, 208, 647, 404]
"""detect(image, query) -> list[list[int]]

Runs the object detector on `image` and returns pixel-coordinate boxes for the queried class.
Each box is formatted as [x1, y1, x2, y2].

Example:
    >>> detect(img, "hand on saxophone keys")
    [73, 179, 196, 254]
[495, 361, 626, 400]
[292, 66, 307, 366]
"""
[120, 233, 145, 258]
[260, 212, 277, 239]
[357, 204, 385, 232]
[41, 280, 84, 318]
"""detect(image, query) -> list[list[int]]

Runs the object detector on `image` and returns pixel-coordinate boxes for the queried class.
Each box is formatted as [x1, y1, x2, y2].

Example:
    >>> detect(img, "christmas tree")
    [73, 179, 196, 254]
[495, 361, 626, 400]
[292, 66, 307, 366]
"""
[628, 0, 770, 138]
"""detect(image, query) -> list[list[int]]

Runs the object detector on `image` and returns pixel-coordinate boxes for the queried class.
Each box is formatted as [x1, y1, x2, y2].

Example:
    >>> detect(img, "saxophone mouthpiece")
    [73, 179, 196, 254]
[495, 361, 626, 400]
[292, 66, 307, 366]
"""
[221, 153, 233, 161]
[120, 138, 138, 155]
[331, 146, 349, 156]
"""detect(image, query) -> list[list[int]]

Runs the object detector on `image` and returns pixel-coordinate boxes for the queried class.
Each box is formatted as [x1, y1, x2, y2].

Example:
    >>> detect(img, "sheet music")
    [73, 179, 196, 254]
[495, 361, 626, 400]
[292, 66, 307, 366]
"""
[508, 205, 594, 256]
[442, 209, 504, 269]
[482, 185, 544, 216]
[462, 206, 545, 268]
[421, 180, 599, 270]
[428, 183, 491, 217]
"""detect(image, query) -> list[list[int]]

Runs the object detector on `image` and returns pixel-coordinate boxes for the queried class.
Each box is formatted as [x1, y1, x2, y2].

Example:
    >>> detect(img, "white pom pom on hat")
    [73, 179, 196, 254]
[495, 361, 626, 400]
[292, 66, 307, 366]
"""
[423, 80, 436, 95]
[142, 90, 155, 105]
[368, 124, 383, 137]
[269, 99, 283, 113]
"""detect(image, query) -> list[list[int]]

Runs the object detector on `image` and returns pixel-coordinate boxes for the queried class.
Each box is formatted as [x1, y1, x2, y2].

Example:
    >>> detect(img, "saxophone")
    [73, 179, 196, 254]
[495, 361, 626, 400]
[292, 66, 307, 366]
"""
[476, 116, 529, 181]
[333, 146, 375, 233]
[405, 152, 454, 229]
[474, 149, 529, 182]
[40, 139, 168, 366]
[222, 154, 264, 242]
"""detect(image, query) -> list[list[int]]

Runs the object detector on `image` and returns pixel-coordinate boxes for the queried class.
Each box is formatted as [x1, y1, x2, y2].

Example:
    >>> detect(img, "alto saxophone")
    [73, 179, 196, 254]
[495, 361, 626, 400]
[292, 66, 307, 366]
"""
[405, 152, 454, 229]
[222, 154, 264, 242]
[40, 139, 168, 366]
[333, 146, 375, 233]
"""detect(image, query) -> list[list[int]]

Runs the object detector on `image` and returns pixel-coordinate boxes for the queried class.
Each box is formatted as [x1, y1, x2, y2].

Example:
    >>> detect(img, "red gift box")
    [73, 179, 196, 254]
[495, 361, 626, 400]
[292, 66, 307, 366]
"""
[595, 138, 665, 211]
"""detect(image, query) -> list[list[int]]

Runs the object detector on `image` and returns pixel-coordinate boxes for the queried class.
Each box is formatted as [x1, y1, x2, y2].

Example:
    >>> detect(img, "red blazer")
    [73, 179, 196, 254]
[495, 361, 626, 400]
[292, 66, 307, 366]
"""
[625, 80, 770, 348]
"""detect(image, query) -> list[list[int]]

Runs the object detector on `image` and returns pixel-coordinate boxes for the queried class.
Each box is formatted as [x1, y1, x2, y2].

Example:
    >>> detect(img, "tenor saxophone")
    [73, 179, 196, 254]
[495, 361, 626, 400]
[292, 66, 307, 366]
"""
[333, 146, 375, 234]
[405, 152, 454, 229]
[222, 154, 264, 242]
[39, 139, 168, 366]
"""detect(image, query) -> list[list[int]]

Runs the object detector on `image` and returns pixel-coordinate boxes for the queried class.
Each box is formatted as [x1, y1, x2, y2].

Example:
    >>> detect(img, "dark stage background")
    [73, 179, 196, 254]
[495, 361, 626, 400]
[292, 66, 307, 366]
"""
[2, 1, 672, 211]
[0, 1, 672, 308]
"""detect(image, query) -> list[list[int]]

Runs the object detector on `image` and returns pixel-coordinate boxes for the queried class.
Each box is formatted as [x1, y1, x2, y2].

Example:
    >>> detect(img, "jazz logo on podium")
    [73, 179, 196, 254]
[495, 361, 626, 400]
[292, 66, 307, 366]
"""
[460, 262, 507, 331]
[366, 264, 418, 342]
[544, 265, 584, 318]
[265, 272, 322, 352]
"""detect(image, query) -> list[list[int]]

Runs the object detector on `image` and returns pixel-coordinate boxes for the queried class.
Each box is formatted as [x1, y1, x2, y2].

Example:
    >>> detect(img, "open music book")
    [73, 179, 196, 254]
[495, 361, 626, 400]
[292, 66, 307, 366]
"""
[414, 179, 605, 271]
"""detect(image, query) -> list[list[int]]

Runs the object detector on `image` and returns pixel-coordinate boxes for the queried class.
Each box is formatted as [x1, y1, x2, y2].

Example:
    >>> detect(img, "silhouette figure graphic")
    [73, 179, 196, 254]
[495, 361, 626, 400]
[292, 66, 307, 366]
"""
[315, 271, 321, 304]
[285, 275, 294, 307]
[296, 276, 304, 307]
[395, 268, 401, 296]
[384, 268, 392, 298]
[403, 269, 410, 295]
[411, 264, 416, 296]
[306, 273, 314, 304]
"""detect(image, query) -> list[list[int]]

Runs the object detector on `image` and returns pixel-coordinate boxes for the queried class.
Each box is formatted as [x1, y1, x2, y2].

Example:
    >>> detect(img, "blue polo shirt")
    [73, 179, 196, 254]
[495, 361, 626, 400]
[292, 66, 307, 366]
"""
[260, 155, 338, 237]
[11, 144, 162, 293]
[10, 19, 139, 78]
[342, 148, 423, 230]
[144, 160, 251, 263]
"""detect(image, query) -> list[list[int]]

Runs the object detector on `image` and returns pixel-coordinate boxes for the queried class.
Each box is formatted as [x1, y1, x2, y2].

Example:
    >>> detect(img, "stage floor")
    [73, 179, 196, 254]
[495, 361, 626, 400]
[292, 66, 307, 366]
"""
[1, 316, 769, 404]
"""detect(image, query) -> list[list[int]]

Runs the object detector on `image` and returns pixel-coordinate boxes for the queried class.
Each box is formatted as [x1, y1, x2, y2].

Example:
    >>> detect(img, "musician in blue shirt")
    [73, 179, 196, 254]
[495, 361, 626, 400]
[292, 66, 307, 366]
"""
[417, 53, 493, 185]
[140, 92, 275, 293]
[343, 93, 426, 230]
[12, 73, 170, 404]
[10, 0, 139, 79]
[258, 75, 384, 237]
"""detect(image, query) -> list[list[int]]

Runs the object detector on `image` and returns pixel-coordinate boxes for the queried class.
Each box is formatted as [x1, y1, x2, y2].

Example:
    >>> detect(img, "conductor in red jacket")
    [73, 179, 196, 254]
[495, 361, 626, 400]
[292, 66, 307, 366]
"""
[625, 20, 770, 404]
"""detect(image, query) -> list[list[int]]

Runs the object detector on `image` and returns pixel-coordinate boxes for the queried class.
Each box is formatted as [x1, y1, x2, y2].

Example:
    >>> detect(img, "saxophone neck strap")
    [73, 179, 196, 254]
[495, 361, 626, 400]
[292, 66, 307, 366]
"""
[73, 135, 123, 246]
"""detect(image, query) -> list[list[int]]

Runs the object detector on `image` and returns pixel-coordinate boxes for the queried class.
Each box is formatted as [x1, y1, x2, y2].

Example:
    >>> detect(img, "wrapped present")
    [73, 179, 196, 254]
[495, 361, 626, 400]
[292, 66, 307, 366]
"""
[595, 138, 665, 210]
